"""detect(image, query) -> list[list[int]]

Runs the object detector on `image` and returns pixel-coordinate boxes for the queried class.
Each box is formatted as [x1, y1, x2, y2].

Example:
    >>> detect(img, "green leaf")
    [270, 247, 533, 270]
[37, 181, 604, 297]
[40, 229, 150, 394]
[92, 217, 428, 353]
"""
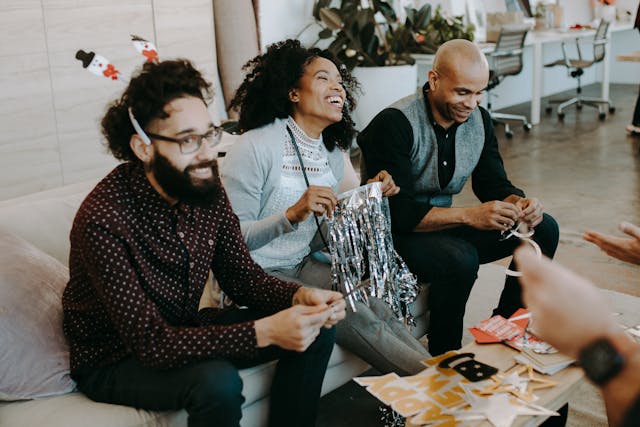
[327, 34, 348, 55]
[404, 7, 415, 27]
[313, 0, 332, 20]
[356, 8, 375, 32]
[416, 4, 431, 28]
[318, 28, 334, 39]
[373, 0, 397, 23]
[319, 8, 343, 31]
[360, 22, 377, 55]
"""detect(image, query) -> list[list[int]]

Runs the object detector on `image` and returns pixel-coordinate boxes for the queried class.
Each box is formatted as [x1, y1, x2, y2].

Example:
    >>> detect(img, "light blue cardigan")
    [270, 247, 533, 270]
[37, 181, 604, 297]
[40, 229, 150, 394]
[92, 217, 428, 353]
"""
[220, 118, 344, 255]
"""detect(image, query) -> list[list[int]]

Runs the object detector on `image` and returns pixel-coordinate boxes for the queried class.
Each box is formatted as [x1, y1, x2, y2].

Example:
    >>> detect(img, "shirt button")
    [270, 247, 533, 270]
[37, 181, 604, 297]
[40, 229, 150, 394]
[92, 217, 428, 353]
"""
[445, 133, 448, 138]
[443, 161, 448, 166]
[178, 232, 185, 239]
[208, 239, 214, 246]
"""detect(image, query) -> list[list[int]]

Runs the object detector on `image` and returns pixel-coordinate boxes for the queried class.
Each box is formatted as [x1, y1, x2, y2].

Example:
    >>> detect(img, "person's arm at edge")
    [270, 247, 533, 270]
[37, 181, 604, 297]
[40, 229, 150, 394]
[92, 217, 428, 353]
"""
[515, 247, 640, 427]
[601, 332, 640, 427]
[584, 222, 640, 265]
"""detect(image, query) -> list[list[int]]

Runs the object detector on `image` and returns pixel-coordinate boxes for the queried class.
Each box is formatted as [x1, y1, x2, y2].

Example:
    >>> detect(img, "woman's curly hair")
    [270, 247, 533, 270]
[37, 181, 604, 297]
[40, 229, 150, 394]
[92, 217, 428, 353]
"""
[229, 39, 359, 152]
[101, 59, 213, 162]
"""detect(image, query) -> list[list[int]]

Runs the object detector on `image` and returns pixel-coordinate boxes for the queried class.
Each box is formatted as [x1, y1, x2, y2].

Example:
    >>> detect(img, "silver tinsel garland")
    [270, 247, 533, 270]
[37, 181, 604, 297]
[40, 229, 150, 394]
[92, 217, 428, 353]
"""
[379, 406, 405, 427]
[326, 182, 421, 325]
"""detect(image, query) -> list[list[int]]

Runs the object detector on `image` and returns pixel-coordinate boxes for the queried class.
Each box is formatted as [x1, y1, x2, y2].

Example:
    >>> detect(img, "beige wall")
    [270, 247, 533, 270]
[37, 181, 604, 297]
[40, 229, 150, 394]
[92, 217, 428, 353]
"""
[0, 0, 222, 200]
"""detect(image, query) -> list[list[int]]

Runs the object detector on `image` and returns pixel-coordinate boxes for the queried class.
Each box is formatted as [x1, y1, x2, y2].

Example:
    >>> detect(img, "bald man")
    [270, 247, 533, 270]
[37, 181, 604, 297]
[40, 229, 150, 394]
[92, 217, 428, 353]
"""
[358, 40, 559, 355]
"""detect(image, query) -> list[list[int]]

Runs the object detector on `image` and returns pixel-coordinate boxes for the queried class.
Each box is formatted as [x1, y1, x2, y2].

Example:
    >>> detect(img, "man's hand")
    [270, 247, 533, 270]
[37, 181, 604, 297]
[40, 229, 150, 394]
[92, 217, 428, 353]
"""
[516, 197, 544, 228]
[584, 222, 640, 265]
[254, 305, 333, 352]
[367, 170, 400, 197]
[464, 200, 522, 230]
[514, 246, 618, 358]
[285, 186, 338, 223]
[293, 287, 346, 328]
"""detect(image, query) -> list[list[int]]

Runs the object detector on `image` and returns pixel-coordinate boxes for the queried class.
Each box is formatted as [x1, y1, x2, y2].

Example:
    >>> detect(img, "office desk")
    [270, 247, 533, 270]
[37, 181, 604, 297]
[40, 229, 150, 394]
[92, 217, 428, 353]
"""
[414, 23, 635, 126]
[526, 22, 634, 124]
[617, 50, 640, 62]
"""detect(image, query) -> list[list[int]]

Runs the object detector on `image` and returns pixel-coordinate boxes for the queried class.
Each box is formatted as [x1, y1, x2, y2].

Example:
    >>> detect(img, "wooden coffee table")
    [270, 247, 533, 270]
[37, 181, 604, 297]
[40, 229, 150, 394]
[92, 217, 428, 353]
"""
[407, 341, 585, 427]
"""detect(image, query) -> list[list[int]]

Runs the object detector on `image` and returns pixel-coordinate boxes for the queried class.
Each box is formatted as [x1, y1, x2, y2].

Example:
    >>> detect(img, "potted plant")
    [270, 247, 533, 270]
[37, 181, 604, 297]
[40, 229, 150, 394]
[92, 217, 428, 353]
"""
[386, 4, 474, 87]
[311, 0, 418, 128]
[533, 2, 551, 30]
[312, 0, 415, 69]
[388, 4, 475, 55]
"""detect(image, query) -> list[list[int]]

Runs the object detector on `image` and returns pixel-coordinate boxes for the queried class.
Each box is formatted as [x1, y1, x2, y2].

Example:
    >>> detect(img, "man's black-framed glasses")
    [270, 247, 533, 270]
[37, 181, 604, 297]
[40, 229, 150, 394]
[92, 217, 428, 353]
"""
[145, 126, 223, 154]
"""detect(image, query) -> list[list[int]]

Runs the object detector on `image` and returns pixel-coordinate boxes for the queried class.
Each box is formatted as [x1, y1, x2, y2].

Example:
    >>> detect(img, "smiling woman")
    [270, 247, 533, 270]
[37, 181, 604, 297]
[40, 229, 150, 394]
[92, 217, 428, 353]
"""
[228, 39, 358, 151]
[220, 39, 431, 376]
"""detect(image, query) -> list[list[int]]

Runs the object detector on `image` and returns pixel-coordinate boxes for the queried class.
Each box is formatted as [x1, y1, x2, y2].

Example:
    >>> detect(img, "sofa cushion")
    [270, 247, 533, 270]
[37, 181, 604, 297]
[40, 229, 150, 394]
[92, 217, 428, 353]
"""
[0, 230, 75, 400]
[0, 186, 91, 265]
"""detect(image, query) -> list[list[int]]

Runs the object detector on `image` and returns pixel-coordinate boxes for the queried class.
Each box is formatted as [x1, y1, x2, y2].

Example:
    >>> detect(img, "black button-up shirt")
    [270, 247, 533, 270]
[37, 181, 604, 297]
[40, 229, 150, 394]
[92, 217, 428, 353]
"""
[63, 162, 299, 375]
[358, 86, 524, 233]
[422, 88, 459, 189]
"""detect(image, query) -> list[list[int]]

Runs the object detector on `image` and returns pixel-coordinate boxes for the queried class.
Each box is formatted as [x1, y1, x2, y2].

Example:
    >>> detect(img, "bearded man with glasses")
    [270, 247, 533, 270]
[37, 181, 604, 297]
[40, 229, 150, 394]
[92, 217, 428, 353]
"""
[62, 59, 345, 427]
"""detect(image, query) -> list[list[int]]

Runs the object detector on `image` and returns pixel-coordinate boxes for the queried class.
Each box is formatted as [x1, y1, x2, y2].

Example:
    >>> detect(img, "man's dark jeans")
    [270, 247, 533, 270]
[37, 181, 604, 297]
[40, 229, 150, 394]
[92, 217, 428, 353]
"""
[74, 308, 336, 427]
[394, 213, 559, 356]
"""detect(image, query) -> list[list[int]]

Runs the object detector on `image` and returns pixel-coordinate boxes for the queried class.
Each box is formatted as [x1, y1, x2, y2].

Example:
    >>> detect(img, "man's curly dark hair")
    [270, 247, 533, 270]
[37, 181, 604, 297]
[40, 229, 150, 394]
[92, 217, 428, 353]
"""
[229, 39, 359, 152]
[101, 59, 213, 162]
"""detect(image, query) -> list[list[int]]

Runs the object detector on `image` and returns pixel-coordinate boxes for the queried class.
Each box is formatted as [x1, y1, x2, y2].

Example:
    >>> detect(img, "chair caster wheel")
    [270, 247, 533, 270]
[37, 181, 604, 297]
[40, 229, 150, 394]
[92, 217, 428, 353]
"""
[599, 112, 606, 121]
[577, 103, 583, 110]
[558, 113, 565, 121]
[609, 107, 616, 114]
[545, 107, 552, 114]
[506, 131, 514, 139]
[523, 123, 532, 132]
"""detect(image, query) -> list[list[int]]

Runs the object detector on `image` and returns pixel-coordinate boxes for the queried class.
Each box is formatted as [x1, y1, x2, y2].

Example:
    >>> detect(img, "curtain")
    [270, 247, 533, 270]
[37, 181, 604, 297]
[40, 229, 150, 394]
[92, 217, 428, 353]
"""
[213, 0, 261, 119]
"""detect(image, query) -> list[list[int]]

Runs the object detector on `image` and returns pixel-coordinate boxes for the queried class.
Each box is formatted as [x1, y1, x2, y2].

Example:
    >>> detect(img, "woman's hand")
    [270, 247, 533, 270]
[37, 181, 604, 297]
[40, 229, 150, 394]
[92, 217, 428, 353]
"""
[285, 186, 337, 224]
[367, 170, 400, 197]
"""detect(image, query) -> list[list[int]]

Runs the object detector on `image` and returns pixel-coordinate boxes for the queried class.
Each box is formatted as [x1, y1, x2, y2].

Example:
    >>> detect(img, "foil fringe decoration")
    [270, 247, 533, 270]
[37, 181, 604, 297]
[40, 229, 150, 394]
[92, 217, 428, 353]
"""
[327, 182, 420, 326]
[379, 406, 406, 427]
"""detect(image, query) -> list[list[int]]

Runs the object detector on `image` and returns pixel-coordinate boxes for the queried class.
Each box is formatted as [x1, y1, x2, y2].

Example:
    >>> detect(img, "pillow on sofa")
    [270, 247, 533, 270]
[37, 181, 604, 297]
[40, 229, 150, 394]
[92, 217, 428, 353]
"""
[0, 230, 75, 400]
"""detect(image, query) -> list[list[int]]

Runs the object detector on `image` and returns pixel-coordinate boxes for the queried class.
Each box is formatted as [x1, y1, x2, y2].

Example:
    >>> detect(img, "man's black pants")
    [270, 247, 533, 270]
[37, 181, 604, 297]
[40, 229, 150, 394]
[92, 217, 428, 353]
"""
[74, 308, 335, 427]
[394, 213, 559, 356]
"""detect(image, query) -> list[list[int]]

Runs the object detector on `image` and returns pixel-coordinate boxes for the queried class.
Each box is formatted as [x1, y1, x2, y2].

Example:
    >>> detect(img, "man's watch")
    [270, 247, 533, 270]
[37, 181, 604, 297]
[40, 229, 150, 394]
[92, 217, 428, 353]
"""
[579, 338, 625, 386]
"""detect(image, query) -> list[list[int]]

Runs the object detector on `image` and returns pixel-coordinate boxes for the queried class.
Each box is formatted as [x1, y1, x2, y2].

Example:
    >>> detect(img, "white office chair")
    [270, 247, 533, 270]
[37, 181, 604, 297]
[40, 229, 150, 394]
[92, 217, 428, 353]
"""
[485, 28, 532, 139]
[544, 19, 615, 121]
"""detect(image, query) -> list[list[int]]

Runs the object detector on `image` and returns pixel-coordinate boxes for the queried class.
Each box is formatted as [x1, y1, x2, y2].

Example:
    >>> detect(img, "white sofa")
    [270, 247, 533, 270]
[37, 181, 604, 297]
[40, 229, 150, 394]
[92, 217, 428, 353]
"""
[0, 154, 430, 427]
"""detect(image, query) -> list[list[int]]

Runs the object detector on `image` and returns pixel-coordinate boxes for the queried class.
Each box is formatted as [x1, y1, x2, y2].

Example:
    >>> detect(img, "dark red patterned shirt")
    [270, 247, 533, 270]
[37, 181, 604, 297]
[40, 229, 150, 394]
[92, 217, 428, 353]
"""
[63, 162, 299, 374]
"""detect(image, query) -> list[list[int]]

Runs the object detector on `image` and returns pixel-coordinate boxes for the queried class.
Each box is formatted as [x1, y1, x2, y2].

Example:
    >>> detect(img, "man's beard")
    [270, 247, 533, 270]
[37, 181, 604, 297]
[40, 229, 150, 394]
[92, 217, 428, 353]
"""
[149, 152, 222, 207]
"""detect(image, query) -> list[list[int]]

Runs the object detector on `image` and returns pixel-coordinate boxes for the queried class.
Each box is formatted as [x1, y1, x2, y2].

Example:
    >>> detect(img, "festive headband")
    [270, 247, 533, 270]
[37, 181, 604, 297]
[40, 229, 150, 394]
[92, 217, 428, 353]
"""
[75, 35, 160, 145]
[75, 34, 159, 83]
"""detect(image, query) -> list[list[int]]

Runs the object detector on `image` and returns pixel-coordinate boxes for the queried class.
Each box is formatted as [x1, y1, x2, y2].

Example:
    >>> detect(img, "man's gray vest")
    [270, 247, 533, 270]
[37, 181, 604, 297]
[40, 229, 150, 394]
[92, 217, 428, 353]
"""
[391, 90, 485, 208]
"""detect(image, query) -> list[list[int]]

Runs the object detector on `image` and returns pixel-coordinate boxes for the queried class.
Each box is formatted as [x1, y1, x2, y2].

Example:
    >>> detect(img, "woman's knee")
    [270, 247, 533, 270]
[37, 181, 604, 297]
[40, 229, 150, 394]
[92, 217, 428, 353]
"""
[335, 303, 396, 345]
